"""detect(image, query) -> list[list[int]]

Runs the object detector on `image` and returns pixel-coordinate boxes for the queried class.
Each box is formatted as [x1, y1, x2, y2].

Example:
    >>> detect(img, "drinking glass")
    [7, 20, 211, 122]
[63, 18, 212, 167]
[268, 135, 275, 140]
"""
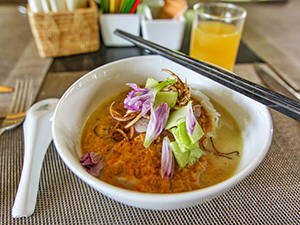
[189, 3, 246, 71]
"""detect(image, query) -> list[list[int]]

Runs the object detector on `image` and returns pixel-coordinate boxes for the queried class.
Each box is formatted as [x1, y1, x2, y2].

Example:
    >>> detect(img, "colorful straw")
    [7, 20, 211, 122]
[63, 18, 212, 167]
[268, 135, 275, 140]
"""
[101, 0, 109, 13]
[100, 0, 141, 13]
[110, 0, 115, 13]
[129, 0, 141, 14]
[115, 0, 122, 13]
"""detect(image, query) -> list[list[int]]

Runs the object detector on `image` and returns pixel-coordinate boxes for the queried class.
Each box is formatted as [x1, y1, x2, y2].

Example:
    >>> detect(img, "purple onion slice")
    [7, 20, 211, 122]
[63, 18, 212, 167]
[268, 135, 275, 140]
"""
[186, 101, 197, 136]
[124, 83, 155, 116]
[144, 103, 170, 148]
[161, 136, 175, 180]
[80, 152, 104, 177]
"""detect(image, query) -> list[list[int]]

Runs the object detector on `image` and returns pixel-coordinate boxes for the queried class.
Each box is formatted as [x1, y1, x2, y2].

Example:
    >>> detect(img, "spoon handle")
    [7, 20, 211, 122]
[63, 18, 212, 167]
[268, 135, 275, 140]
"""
[12, 98, 59, 218]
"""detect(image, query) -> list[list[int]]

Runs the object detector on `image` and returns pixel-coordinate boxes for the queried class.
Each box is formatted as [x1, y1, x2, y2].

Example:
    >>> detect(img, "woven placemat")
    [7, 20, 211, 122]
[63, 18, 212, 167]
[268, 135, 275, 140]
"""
[1, 64, 300, 224]
[1, 110, 299, 224]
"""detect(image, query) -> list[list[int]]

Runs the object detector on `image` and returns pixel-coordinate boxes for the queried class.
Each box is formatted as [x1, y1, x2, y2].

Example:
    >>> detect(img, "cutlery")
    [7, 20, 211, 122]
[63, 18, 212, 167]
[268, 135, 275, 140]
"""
[0, 85, 14, 93]
[254, 64, 300, 101]
[114, 29, 300, 122]
[12, 98, 59, 218]
[0, 80, 33, 136]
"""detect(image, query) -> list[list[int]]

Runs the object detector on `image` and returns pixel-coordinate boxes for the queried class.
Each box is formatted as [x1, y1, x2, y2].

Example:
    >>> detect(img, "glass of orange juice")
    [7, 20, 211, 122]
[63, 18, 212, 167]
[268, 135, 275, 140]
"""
[189, 3, 246, 71]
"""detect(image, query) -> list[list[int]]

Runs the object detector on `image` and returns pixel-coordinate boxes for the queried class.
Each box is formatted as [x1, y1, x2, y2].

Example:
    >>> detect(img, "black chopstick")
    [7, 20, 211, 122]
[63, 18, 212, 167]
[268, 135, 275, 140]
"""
[114, 29, 300, 122]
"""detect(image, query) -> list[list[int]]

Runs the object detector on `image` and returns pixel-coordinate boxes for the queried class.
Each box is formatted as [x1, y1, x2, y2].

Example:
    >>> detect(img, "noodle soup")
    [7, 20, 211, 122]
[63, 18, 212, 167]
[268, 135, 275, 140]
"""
[80, 73, 242, 193]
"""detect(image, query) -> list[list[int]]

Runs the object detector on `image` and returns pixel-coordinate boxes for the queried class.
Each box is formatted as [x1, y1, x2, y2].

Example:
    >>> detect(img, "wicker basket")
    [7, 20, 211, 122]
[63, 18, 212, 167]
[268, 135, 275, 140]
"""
[28, 0, 100, 58]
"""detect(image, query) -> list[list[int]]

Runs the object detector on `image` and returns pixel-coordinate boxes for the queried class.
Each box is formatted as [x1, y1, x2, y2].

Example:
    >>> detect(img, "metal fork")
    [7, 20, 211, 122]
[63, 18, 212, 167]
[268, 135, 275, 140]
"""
[0, 80, 33, 135]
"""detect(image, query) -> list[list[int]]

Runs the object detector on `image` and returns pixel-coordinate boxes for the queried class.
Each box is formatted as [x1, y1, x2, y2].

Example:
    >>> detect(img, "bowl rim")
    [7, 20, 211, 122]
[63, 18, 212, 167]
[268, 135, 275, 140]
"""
[52, 55, 273, 205]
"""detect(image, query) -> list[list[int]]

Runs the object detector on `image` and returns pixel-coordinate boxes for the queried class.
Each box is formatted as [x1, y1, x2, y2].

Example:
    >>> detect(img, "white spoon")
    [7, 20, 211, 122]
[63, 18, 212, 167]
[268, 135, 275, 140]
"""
[12, 98, 59, 218]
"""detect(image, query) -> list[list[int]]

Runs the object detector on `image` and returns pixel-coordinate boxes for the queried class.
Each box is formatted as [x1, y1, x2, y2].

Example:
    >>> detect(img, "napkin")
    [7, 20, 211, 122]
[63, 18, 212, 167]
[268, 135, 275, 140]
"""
[28, 0, 43, 13]
[65, 0, 88, 11]
[41, 0, 51, 13]
[49, 0, 67, 12]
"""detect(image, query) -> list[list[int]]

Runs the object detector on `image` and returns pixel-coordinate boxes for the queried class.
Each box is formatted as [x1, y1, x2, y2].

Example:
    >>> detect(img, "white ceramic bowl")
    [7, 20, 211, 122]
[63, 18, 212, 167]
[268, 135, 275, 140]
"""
[52, 55, 273, 210]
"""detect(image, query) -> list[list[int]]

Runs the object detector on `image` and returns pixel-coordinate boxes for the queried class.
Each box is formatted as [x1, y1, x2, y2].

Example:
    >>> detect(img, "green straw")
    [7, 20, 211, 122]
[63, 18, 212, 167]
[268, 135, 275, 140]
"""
[101, 0, 109, 13]
[121, 0, 135, 13]
[119, 0, 127, 13]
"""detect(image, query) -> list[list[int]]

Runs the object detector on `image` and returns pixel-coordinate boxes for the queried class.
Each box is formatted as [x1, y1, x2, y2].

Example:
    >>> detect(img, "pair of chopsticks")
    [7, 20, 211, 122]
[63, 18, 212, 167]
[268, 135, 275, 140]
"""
[114, 29, 300, 122]
[101, 0, 141, 13]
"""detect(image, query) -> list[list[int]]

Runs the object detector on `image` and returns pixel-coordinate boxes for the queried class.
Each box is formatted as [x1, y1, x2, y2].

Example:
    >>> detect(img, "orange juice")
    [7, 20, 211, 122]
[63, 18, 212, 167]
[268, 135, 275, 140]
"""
[189, 21, 242, 71]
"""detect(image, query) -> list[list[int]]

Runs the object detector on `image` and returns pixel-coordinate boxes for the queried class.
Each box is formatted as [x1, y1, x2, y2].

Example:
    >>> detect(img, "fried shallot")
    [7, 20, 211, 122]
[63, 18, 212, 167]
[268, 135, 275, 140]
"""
[110, 102, 137, 121]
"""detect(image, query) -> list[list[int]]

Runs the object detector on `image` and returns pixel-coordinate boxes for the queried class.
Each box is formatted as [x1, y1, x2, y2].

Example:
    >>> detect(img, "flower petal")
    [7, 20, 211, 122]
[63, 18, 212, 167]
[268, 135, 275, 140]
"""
[144, 103, 170, 148]
[186, 101, 197, 136]
[80, 152, 104, 177]
[161, 136, 174, 179]
[124, 84, 155, 115]
[87, 159, 105, 177]
[124, 78, 176, 116]
[126, 83, 148, 93]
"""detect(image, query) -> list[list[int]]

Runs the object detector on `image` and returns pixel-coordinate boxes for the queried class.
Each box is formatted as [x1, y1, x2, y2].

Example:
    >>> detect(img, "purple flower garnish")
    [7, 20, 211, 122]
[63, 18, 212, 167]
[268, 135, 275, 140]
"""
[124, 78, 176, 116]
[186, 101, 197, 136]
[161, 137, 175, 180]
[124, 83, 155, 116]
[144, 103, 170, 148]
[80, 152, 104, 177]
